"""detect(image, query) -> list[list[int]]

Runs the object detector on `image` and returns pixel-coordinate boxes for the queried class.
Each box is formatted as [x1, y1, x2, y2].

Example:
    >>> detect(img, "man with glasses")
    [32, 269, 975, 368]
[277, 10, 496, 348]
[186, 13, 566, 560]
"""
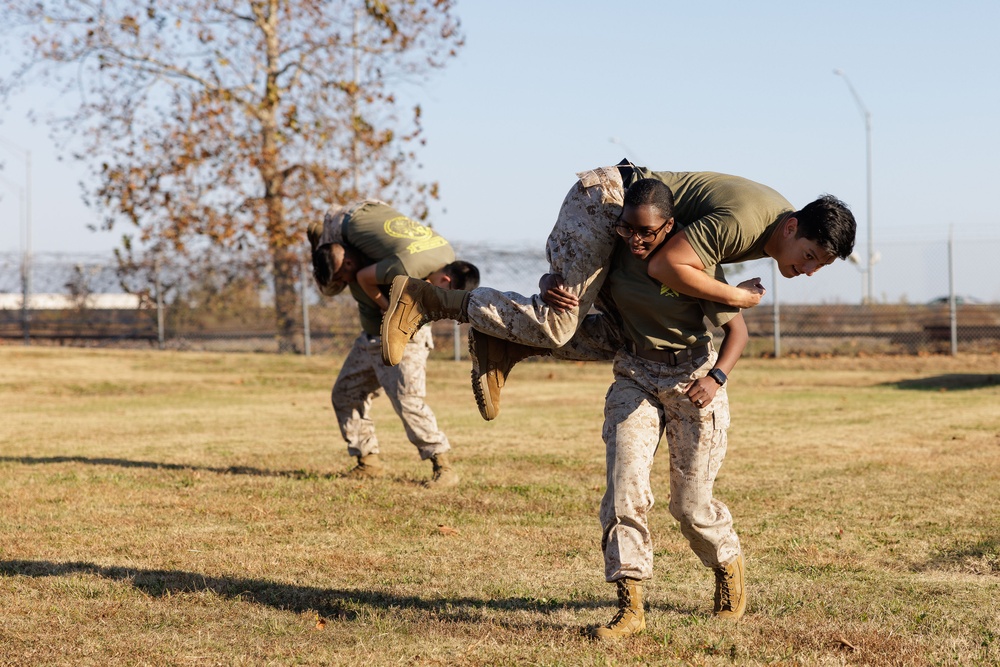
[379, 162, 856, 420]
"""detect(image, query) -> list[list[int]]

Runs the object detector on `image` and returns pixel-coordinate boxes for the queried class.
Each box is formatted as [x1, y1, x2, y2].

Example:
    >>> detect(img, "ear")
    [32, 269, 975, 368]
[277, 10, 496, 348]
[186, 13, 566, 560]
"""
[783, 216, 799, 238]
[329, 243, 346, 272]
[427, 271, 452, 289]
[665, 216, 676, 233]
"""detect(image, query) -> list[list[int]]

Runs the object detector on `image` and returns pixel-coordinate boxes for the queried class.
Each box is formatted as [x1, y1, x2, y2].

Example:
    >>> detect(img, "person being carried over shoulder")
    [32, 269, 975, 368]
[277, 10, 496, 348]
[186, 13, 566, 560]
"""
[379, 163, 856, 421]
[308, 199, 480, 487]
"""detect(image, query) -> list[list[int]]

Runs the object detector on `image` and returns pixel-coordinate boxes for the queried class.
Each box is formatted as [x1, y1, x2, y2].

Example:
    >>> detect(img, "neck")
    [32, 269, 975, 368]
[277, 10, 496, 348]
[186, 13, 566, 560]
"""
[763, 214, 792, 258]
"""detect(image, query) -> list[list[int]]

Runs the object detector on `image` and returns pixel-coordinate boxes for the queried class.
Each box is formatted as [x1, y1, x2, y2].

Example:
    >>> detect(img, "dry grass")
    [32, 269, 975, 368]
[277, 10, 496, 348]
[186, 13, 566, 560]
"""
[1, 346, 998, 666]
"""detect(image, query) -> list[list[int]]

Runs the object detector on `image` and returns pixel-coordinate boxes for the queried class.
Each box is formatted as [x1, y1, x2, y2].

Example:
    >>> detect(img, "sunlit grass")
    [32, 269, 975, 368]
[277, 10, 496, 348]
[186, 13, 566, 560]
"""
[1, 346, 998, 665]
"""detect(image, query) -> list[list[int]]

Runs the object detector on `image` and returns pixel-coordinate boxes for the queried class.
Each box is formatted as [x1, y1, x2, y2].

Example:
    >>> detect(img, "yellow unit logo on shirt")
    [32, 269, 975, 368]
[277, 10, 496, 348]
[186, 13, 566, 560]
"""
[384, 216, 431, 240]
[383, 216, 449, 254]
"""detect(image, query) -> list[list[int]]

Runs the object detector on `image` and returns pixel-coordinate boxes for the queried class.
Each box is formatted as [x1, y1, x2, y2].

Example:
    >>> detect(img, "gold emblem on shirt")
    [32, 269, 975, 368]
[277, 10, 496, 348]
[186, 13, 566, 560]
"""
[383, 216, 448, 254]
[384, 216, 432, 239]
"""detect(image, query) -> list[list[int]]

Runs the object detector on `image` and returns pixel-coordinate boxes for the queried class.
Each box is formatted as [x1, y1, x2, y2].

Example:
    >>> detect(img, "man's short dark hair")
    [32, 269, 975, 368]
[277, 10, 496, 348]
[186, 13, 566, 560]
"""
[442, 260, 480, 291]
[794, 195, 857, 259]
[624, 178, 675, 220]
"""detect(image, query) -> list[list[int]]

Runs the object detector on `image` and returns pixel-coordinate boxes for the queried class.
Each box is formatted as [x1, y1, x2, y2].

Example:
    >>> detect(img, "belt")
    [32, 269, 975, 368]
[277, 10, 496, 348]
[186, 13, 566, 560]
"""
[628, 342, 710, 365]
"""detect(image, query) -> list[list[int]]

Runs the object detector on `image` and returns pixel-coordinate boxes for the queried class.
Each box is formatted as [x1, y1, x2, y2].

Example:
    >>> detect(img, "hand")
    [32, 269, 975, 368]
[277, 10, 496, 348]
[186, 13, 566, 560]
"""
[735, 277, 766, 308]
[539, 273, 579, 313]
[686, 376, 720, 408]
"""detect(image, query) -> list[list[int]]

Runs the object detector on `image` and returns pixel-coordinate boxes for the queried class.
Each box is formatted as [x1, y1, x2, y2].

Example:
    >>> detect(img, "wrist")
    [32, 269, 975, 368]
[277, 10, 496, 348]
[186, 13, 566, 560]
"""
[707, 368, 727, 386]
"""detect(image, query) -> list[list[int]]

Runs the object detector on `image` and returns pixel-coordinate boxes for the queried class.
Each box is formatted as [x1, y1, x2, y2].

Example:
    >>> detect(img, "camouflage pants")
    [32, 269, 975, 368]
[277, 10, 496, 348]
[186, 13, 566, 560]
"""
[464, 166, 624, 348]
[601, 348, 741, 582]
[550, 312, 625, 362]
[331, 327, 450, 460]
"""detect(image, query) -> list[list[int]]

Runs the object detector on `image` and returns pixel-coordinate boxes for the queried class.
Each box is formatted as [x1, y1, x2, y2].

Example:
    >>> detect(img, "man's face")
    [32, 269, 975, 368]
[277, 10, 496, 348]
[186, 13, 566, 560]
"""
[772, 218, 837, 278]
[329, 244, 361, 284]
[616, 204, 674, 261]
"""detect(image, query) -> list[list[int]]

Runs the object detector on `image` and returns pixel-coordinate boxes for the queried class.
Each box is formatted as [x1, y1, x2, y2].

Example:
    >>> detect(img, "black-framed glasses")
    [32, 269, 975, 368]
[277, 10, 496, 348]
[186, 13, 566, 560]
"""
[614, 218, 670, 242]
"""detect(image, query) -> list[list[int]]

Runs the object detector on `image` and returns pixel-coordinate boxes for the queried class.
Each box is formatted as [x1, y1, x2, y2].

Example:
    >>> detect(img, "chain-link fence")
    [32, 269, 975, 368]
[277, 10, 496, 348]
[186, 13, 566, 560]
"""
[2, 235, 999, 357]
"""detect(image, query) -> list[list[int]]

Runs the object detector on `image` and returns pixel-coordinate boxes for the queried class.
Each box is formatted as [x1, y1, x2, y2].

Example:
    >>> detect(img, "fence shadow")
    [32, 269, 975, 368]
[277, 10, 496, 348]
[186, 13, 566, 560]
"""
[0, 455, 333, 480]
[886, 374, 1000, 391]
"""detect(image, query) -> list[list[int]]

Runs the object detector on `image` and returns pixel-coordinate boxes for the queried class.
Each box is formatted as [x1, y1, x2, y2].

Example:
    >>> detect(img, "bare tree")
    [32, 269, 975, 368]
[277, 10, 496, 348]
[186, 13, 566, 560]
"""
[0, 0, 463, 350]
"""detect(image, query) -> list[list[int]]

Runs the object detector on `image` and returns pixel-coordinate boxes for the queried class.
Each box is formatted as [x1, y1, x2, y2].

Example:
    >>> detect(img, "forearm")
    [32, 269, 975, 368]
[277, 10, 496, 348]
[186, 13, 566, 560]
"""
[655, 263, 751, 307]
[356, 266, 389, 311]
[715, 317, 748, 375]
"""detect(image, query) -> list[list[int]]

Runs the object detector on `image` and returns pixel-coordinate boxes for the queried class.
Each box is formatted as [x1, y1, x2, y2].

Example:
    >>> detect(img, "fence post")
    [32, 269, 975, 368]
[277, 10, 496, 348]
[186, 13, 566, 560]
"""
[155, 256, 165, 350]
[20, 252, 31, 346]
[301, 258, 312, 357]
[948, 226, 957, 356]
[771, 259, 781, 358]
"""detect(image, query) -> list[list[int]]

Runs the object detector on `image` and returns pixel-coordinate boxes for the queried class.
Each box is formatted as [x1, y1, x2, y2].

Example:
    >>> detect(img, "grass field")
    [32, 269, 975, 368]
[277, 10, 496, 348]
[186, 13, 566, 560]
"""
[1, 346, 998, 666]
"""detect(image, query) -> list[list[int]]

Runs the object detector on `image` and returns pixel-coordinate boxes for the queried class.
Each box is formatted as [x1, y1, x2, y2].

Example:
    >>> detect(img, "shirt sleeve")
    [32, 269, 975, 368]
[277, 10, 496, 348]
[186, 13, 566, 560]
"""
[682, 212, 743, 269]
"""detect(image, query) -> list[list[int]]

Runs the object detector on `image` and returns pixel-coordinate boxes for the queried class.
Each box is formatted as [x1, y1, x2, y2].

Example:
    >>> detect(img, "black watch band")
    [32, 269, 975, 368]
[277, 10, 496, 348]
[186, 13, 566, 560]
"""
[707, 368, 727, 386]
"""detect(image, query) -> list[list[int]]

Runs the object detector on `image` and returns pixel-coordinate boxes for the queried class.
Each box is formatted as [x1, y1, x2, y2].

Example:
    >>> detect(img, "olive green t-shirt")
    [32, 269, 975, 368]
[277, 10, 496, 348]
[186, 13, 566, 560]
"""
[341, 200, 455, 335]
[608, 239, 740, 352]
[633, 169, 793, 270]
[343, 201, 455, 283]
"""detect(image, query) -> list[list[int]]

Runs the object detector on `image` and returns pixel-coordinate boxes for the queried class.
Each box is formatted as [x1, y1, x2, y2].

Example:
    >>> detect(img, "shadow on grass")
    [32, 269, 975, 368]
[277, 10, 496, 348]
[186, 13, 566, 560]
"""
[0, 559, 679, 628]
[886, 374, 1000, 391]
[918, 539, 1000, 575]
[0, 455, 333, 480]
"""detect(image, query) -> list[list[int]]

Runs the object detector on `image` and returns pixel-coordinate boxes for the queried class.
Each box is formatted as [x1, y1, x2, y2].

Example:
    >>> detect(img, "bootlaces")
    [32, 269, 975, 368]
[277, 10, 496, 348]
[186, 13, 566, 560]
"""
[605, 607, 632, 628]
[716, 568, 734, 609]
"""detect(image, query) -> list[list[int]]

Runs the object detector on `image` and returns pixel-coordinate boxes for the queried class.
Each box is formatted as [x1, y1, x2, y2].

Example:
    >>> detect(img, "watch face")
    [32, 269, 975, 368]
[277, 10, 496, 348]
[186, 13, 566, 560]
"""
[709, 369, 727, 385]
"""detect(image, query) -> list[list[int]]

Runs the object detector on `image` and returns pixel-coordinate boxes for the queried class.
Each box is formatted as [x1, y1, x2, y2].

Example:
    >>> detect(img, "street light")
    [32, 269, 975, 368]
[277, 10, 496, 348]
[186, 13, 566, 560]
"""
[833, 69, 876, 304]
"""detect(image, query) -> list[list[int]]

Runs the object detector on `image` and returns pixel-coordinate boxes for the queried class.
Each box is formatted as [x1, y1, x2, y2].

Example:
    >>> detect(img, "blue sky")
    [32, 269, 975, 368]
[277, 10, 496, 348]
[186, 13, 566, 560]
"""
[2, 0, 999, 303]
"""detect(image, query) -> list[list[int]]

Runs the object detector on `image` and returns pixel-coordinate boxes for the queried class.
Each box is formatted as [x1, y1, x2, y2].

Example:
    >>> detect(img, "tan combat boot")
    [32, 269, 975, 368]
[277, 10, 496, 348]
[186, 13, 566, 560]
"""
[468, 329, 548, 421]
[590, 578, 646, 640]
[713, 553, 746, 621]
[380, 276, 470, 366]
[348, 453, 385, 479]
[426, 452, 459, 489]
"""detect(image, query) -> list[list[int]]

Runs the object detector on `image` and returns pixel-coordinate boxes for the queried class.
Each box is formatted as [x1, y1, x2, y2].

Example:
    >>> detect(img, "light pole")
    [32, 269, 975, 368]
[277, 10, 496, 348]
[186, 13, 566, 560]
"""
[0, 137, 32, 343]
[833, 69, 875, 304]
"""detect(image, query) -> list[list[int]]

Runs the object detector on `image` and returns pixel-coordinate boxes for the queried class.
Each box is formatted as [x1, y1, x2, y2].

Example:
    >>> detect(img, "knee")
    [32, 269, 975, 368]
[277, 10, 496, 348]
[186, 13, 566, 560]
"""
[669, 495, 715, 530]
[668, 496, 697, 527]
[544, 311, 579, 347]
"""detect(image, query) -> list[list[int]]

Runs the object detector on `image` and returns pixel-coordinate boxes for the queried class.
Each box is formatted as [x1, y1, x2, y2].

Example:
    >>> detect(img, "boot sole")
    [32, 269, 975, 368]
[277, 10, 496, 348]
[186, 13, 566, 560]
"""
[589, 618, 646, 641]
[468, 330, 499, 421]
[425, 474, 460, 489]
[347, 467, 385, 479]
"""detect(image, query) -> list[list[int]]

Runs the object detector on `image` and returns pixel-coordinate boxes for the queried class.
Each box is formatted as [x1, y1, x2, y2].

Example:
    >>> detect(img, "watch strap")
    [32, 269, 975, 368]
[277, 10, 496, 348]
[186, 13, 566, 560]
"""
[707, 368, 727, 386]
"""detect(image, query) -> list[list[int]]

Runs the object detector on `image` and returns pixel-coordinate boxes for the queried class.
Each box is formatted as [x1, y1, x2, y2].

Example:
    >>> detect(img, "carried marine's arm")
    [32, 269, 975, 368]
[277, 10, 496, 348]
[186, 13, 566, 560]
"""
[648, 231, 764, 309]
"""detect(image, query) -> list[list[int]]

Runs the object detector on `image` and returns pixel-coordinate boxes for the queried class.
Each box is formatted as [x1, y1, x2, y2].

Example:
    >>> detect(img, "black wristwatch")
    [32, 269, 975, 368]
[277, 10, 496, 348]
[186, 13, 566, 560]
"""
[707, 368, 728, 386]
